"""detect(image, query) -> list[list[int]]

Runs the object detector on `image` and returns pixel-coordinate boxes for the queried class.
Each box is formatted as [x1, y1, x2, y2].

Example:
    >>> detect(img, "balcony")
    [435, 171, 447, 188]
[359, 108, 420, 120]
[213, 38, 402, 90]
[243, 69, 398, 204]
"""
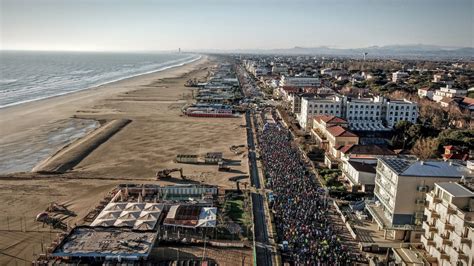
[442, 238, 453, 246]
[422, 221, 437, 233]
[424, 208, 440, 223]
[374, 189, 394, 212]
[440, 252, 450, 260]
[447, 205, 457, 215]
[426, 192, 441, 204]
[445, 222, 454, 231]
[421, 234, 435, 247]
[415, 198, 426, 205]
[461, 237, 472, 247]
[417, 185, 429, 192]
[458, 253, 469, 262]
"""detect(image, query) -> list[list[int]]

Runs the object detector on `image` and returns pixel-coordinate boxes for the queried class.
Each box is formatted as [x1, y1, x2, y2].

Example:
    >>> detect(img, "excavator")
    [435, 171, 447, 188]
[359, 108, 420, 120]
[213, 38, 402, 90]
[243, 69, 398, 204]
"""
[156, 168, 187, 180]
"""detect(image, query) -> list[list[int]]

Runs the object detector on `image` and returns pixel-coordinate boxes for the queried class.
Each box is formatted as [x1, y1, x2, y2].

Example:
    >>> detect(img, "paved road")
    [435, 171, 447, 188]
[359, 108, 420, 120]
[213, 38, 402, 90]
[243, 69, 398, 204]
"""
[246, 110, 260, 189]
[245, 110, 272, 266]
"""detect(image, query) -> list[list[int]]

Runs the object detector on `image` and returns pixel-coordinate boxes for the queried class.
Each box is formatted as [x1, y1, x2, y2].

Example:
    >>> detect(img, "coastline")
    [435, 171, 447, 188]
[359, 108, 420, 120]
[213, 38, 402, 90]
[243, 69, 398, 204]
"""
[0, 54, 202, 109]
[0, 54, 253, 264]
[0, 55, 207, 138]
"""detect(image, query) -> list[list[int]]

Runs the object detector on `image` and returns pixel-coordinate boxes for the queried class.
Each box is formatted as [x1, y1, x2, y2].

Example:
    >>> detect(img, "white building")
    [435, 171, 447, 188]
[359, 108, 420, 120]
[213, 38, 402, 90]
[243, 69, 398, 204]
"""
[280, 75, 321, 88]
[432, 85, 467, 103]
[271, 64, 289, 75]
[366, 158, 473, 242]
[418, 87, 434, 100]
[297, 95, 418, 131]
[422, 182, 473, 266]
[392, 71, 409, 82]
[341, 160, 377, 192]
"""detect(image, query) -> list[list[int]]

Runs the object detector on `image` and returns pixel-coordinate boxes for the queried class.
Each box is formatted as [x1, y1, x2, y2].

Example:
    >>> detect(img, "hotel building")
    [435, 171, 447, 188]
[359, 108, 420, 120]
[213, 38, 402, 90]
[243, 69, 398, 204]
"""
[280, 75, 321, 88]
[366, 158, 473, 242]
[422, 182, 473, 266]
[297, 95, 418, 131]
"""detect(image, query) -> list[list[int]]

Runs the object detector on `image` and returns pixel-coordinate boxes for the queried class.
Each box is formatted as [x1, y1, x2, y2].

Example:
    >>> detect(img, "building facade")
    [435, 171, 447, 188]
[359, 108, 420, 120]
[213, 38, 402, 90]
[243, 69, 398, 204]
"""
[366, 158, 473, 241]
[433, 85, 468, 103]
[298, 95, 418, 131]
[280, 75, 321, 88]
[392, 71, 409, 82]
[422, 182, 473, 266]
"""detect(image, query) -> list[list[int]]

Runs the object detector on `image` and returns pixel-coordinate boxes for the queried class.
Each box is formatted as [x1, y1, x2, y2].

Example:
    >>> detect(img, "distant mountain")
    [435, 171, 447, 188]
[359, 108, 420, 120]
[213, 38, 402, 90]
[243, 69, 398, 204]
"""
[199, 44, 474, 60]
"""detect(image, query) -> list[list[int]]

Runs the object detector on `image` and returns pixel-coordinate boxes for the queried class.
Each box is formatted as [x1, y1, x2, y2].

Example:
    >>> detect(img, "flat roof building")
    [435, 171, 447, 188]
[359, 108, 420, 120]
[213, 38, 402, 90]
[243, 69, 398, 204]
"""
[422, 182, 474, 266]
[366, 158, 473, 242]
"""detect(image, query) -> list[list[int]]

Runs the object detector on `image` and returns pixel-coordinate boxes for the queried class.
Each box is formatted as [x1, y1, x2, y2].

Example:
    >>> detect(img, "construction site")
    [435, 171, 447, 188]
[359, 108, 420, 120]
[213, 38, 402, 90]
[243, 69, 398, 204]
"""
[33, 184, 252, 265]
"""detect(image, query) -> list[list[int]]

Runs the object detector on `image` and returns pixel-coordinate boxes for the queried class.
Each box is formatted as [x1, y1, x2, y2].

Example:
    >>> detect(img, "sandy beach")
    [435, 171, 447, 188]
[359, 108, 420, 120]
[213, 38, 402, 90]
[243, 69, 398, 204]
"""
[0, 55, 250, 264]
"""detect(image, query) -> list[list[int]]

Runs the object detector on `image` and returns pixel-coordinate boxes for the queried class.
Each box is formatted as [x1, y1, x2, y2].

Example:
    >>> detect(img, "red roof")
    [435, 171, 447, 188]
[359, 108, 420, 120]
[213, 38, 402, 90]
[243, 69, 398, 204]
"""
[339, 144, 355, 153]
[340, 145, 396, 156]
[314, 115, 347, 124]
[326, 126, 358, 137]
[281, 86, 300, 93]
[444, 145, 458, 151]
[462, 97, 474, 106]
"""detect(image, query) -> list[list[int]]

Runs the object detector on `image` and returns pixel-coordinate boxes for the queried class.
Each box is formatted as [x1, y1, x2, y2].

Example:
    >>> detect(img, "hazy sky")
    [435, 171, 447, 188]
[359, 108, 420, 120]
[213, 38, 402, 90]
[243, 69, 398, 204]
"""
[1, 0, 473, 51]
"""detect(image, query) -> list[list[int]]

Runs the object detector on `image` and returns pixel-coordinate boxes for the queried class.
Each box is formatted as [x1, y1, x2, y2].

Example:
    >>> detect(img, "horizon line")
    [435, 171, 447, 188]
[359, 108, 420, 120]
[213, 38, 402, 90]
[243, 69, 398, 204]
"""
[2, 43, 473, 53]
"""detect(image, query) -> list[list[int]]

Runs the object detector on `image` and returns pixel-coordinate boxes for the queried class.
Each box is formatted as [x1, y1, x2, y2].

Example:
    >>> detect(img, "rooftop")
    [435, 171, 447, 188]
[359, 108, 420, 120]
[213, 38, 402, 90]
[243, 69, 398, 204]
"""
[326, 125, 358, 138]
[314, 115, 347, 124]
[348, 161, 377, 174]
[380, 158, 473, 178]
[340, 144, 395, 156]
[52, 227, 157, 258]
[437, 182, 474, 198]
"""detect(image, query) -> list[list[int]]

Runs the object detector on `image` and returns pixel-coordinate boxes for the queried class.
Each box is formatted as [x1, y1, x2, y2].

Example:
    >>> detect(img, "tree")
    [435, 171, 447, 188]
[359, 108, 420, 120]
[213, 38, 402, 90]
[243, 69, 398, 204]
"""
[411, 137, 439, 160]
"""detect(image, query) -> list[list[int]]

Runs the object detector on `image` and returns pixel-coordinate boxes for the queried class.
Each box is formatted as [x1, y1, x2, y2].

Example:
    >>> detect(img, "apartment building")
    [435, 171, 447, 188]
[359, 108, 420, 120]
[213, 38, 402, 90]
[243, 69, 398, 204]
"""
[341, 161, 377, 192]
[298, 96, 341, 129]
[297, 95, 418, 131]
[432, 84, 468, 103]
[310, 115, 359, 168]
[280, 75, 321, 88]
[271, 64, 289, 75]
[417, 87, 435, 100]
[422, 182, 473, 266]
[392, 71, 409, 82]
[366, 158, 473, 242]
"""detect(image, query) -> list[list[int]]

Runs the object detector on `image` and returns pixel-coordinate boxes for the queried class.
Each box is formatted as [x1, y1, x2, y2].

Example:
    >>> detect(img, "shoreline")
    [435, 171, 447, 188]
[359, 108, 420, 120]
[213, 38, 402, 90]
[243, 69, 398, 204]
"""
[0, 55, 209, 138]
[0, 54, 202, 110]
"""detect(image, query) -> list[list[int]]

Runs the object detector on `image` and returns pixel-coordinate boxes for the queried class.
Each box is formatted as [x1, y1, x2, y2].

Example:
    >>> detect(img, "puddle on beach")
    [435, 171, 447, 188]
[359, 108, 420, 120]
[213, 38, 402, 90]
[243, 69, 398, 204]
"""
[0, 118, 99, 174]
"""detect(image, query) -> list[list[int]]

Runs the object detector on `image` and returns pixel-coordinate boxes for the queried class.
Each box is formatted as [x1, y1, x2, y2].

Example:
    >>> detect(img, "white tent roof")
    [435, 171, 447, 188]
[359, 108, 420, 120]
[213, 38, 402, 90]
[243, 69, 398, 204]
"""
[197, 207, 217, 228]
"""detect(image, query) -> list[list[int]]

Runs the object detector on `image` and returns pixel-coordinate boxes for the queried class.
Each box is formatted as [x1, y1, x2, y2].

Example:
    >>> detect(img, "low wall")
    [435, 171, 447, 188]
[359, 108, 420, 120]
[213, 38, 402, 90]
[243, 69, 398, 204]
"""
[32, 119, 131, 173]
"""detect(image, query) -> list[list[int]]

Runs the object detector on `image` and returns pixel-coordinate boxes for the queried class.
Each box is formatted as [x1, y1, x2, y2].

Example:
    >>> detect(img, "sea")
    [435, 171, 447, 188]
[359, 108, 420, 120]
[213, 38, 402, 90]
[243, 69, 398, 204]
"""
[0, 51, 200, 173]
[0, 51, 200, 108]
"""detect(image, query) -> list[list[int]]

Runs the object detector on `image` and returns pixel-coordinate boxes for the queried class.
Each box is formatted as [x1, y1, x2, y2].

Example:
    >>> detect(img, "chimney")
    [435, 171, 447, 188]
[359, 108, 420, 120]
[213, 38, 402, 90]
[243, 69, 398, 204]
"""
[420, 161, 424, 165]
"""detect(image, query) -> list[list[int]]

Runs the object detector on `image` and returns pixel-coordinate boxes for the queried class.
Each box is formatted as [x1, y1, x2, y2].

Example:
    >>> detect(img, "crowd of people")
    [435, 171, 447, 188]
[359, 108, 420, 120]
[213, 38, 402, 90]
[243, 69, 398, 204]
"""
[258, 118, 358, 264]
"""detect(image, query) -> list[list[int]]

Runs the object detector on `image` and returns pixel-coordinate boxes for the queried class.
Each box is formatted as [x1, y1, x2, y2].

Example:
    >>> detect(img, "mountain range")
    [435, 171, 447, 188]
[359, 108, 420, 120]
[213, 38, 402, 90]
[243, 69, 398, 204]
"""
[197, 44, 474, 60]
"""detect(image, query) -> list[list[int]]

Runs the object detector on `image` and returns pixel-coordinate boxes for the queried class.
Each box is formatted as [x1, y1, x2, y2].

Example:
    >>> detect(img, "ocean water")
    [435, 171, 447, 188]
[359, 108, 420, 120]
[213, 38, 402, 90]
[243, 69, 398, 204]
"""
[0, 51, 200, 108]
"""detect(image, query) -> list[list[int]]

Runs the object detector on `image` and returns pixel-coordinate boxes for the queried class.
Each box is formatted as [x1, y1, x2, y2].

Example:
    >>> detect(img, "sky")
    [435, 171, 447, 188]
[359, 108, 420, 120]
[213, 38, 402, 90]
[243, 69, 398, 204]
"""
[1, 0, 473, 51]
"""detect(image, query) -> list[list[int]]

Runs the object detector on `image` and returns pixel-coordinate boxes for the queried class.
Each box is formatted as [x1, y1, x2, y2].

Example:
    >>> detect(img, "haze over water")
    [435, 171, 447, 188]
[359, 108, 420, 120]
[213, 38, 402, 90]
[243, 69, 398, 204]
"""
[0, 51, 199, 108]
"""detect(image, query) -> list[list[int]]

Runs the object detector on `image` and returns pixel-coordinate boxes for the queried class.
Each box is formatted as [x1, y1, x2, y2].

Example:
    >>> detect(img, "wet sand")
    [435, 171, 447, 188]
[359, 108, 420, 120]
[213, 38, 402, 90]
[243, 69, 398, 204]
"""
[0, 55, 250, 264]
